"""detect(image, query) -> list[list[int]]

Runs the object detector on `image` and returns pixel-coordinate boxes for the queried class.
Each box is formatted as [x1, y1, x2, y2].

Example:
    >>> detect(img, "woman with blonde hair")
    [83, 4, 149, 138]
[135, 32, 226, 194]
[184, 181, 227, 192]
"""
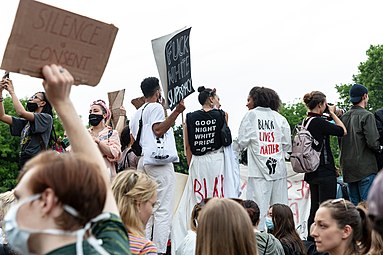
[196, 198, 258, 255]
[112, 170, 158, 254]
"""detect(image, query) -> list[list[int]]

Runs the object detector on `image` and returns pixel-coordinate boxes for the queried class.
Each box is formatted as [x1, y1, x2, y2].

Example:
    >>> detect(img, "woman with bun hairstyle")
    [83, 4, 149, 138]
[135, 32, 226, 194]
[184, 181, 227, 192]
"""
[311, 199, 371, 255]
[302, 91, 346, 240]
[172, 86, 227, 253]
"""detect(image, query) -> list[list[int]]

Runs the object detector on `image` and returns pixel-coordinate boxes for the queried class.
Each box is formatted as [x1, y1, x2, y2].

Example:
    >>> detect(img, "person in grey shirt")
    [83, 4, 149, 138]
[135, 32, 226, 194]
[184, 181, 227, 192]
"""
[0, 77, 53, 169]
[243, 200, 285, 255]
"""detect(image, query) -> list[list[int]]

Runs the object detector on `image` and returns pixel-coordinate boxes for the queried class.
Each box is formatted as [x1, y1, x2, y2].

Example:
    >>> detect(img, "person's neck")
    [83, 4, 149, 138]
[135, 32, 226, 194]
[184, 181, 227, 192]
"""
[145, 96, 157, 104]
[30, 233, 78, 254]
[355, 101, 366, 109]
[328, 240, 352, 255]
[202, 104, 213, 112]
[91, 123, 106, 133]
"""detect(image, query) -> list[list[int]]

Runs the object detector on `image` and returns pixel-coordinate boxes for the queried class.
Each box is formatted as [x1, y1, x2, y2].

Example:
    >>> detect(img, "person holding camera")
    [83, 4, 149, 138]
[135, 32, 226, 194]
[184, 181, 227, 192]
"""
[0, 75, 53, 169]
[302, 91, 346, 241]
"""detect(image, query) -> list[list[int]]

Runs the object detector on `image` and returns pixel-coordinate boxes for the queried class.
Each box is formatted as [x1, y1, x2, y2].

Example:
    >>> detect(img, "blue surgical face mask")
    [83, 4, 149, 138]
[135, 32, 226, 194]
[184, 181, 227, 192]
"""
[265, 216, 274, 231]
[4, 193, 110, 255]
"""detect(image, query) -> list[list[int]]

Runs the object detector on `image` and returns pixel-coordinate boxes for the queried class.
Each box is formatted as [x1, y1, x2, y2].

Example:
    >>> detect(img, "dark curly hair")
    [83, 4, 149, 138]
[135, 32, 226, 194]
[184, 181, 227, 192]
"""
[249, 86, 281, 111]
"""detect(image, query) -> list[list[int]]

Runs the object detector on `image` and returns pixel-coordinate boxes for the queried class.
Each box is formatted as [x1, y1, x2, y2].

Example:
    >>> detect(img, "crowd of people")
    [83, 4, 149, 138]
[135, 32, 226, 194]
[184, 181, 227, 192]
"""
[0, 65, 382, 255]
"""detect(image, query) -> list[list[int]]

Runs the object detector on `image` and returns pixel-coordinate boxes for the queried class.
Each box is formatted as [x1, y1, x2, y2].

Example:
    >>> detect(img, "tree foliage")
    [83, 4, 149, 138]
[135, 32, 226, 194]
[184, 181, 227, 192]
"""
[336, 45, 383, 112]
[173, 124, 188, 174]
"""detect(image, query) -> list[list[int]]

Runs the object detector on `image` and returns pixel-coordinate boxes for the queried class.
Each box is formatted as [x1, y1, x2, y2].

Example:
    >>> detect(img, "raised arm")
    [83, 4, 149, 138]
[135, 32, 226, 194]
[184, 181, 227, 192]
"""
[152, 100, 185, 137]
[0, 78, 12, 125]
[3, 79, 35, 121]
[41, 64, 119, 215]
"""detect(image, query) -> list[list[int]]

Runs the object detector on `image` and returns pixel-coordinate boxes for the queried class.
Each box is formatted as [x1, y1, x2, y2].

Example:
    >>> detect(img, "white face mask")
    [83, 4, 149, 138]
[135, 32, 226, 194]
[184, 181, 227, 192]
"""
[4, 193, 110, 255]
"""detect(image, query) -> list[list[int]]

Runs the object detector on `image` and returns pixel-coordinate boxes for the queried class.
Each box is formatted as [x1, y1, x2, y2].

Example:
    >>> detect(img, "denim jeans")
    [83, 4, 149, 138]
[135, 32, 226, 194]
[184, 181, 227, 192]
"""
[347, 173, 376, 206]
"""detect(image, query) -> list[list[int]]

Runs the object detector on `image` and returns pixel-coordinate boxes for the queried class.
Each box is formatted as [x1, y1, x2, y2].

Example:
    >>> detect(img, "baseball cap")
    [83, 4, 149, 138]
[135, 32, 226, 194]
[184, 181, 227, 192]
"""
[349, 84, 368, 103]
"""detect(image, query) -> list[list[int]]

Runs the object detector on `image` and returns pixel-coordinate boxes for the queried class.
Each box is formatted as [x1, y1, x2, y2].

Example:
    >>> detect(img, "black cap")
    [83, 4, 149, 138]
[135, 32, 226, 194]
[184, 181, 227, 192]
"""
[349, 84, 368, 103]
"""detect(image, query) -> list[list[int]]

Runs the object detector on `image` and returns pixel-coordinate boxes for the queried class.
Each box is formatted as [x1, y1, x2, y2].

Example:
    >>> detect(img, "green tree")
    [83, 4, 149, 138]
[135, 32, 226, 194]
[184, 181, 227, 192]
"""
[336, 44, 383, 111]
[173, 124, 188, 174]
[279, 102, 307, 132]
[0, 97, 24, 192]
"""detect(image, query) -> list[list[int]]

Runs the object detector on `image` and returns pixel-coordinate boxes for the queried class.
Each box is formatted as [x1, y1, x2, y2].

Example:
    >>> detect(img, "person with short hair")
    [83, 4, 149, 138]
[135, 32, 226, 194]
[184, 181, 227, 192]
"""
[311, 198, 372, 255]
[0, 78, 53, 169]
[112, 170, 158, 254]
[237, 86, 292, 231]
[129, 77, 185, 254]
[340, 84, 381, 205]
[196, 198, 258, 255]
[3, 64, 131, 254]
[243, 200, 284, 255]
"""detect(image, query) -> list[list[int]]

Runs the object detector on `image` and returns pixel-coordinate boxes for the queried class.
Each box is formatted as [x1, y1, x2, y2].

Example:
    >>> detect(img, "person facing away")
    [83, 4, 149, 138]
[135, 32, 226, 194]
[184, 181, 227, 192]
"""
[129, 77, 185, 254]
[271, 204, 307, 255]
[340, 84, 381, 206]
[0, 77, 53, 169]
[88, 99, 121, 179]
[243, 200, 285, 255]
[112, 170, 158, 255]
[175, 202, 204, 255]
[302, 91, 346, 240]
[171, 86, 227, 253]
[237, 86, 292, 231]
[3, 64, 131, 254]
[196, 198, 258, 255]
[311, 198, 372, 255]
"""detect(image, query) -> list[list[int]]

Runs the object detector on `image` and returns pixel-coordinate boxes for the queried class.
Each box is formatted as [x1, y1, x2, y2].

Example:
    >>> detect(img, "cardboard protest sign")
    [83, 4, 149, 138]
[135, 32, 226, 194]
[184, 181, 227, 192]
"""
[108, 89, 125, 128]
[152, 27, 194, 110]
[1, 0, 118, 86]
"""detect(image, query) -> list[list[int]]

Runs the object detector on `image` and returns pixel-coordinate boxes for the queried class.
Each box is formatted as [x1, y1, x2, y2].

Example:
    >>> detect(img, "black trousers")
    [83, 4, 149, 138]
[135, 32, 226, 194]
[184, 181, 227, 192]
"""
[307, 176, 337, 240]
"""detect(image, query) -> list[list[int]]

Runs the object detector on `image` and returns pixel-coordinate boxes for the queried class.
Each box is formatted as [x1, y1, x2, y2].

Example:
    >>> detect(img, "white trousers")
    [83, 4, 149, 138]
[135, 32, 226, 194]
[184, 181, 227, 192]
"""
[247, 177, 288, 231]
[138, 158, 175, 253]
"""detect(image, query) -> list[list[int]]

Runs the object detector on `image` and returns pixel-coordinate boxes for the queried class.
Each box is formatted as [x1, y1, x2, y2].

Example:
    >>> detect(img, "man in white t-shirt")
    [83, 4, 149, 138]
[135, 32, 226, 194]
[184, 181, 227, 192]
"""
[237, 86, 291, 231]
[130, 77, 185, 254]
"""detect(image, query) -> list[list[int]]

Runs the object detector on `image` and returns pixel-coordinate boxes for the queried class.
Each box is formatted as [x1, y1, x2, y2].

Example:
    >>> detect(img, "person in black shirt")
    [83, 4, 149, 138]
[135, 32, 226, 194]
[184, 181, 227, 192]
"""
[302, 91, 346, 241]
[172, 86, 227, 253]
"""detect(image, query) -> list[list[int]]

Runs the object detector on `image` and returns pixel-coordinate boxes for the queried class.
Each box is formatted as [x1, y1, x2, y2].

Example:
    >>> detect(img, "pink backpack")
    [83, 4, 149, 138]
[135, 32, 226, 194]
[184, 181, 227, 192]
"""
[290, 117, 321, 173]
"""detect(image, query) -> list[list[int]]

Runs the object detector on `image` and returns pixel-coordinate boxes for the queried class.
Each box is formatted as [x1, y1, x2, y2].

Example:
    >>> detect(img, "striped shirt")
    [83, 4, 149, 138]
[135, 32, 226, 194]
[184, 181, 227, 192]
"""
[128, 233, 157, 255]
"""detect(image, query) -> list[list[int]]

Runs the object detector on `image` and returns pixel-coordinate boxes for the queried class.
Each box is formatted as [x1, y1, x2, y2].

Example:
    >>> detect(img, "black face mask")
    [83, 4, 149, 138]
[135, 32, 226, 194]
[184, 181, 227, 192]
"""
[88, 114, 104, 126]
[26, 102, 39, 112]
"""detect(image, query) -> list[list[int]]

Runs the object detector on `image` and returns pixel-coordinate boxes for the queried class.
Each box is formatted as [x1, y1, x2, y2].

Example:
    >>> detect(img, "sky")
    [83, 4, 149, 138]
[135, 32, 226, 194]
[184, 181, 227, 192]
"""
[1, 0, 383, 136]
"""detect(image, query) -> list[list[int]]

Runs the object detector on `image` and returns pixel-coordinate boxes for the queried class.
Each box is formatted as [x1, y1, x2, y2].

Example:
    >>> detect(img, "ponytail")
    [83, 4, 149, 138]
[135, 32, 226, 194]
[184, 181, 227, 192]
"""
[356, 207, 372, 253]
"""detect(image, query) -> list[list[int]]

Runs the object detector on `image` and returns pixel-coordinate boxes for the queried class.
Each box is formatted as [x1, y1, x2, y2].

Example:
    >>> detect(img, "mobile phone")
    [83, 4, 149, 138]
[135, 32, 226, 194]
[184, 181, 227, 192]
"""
[2, 71, 9, 79]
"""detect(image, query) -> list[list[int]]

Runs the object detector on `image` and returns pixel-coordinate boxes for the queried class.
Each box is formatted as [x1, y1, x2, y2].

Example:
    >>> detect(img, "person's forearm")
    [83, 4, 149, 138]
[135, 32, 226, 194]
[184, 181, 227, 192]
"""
[331, 112, 347, 135]
[97, 141, 114, 158]
[153, 110, 180, 137]
[8, 91, 25, 116]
